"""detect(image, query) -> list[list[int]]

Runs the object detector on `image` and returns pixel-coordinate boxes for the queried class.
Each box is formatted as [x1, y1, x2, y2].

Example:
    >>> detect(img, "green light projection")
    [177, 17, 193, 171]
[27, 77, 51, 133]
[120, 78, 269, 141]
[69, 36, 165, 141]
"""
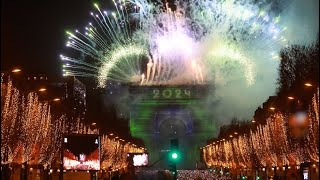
[129, 85, 217, 169]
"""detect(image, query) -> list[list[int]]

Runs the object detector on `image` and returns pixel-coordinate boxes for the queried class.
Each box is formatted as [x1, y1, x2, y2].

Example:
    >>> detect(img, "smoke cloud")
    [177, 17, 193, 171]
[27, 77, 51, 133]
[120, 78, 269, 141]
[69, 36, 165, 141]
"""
[198, 0, 319, 131]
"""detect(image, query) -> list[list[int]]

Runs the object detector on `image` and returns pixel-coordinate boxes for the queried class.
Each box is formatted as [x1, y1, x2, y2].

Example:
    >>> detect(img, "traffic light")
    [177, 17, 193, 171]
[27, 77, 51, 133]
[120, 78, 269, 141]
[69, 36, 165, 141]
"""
[171, 152, 178, 159]
[171, 139, 179, 149]
[169, 150, 181, 163]
[169, 139, 180, 162]
[168, 139, 179, 179]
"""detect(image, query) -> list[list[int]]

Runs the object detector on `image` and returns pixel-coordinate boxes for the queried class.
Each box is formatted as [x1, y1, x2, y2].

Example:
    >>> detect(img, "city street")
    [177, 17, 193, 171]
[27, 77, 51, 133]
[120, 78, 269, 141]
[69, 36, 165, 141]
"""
[1, 0, 319, 179]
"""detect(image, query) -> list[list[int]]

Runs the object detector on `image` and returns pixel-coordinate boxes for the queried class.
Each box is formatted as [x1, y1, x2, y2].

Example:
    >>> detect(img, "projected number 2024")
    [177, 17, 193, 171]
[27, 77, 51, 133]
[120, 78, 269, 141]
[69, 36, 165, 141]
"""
[152, 89, 191, 99]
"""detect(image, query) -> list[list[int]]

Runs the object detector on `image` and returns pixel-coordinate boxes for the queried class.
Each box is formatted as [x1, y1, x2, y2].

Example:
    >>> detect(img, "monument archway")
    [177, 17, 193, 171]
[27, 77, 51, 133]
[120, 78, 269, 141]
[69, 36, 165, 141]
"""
[129, 85, 216, 169]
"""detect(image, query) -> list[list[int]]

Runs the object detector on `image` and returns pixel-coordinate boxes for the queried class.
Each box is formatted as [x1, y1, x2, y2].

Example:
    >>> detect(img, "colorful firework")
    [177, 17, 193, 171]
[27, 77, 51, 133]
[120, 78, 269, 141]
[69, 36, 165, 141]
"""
[60, 0, 288, 87]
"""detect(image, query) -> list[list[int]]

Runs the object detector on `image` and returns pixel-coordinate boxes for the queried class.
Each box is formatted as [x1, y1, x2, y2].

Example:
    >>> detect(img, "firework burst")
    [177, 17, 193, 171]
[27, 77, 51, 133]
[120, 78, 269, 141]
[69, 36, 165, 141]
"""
[61, 0, 288, 87]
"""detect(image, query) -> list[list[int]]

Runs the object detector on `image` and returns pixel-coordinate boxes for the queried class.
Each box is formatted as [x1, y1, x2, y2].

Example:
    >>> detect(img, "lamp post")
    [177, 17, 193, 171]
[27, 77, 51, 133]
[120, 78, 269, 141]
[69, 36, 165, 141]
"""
[272, 166, 276, 179]
[284, 165, 288, 180]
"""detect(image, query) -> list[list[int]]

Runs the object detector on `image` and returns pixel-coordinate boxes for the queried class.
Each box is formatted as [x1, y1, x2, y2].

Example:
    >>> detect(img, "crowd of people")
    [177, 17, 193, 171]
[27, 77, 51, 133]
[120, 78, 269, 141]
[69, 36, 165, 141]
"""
[131, 170, 231, 180]
[177, 170, 231, 180]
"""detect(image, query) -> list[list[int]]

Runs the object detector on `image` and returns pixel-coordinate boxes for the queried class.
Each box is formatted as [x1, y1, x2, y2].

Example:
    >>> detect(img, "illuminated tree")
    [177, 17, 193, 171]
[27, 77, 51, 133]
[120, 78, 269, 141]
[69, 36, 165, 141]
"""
[203, 88, 319, 170]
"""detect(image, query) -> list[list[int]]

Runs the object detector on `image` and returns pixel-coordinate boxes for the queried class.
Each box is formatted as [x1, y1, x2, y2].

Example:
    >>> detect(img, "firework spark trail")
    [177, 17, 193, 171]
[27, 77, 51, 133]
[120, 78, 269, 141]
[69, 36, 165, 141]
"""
[187, 0, 289, 84]
[61, 0, 294, 87]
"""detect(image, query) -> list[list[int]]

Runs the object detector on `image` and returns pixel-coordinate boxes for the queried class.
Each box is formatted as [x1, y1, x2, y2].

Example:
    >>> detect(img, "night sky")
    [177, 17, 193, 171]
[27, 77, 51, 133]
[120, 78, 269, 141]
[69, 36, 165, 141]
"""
[1, 0, 165, 74]
[1, 0, 94, 75]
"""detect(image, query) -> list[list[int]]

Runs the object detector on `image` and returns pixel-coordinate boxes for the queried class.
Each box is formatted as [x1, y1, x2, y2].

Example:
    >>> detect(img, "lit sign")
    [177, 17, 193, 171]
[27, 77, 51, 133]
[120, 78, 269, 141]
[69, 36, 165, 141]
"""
[129, 85, 209, 101]
[152, 88, 191, 99]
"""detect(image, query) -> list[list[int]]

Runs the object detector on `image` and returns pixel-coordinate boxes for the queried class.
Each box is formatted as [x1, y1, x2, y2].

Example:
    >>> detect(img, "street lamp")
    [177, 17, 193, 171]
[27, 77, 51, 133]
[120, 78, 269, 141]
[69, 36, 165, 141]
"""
[92, 122, 96, 126]
[53, 98, 60, 102]
[12, 68, 21, 73]
[288, 96, 294, 100]
[269, 107, 275, 110]
[38, 88, 46, 92]
[304, 83, 312, 87]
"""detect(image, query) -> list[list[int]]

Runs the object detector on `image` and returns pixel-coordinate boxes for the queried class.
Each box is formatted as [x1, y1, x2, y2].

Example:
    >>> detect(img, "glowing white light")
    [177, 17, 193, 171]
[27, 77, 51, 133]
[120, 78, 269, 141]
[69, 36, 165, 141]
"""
[133, 154, 148, 166]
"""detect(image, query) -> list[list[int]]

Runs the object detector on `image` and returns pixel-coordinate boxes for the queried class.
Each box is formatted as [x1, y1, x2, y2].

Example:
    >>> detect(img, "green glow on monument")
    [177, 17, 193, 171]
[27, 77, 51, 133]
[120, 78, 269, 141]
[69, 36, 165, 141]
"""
[129, 85, 217, 169]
